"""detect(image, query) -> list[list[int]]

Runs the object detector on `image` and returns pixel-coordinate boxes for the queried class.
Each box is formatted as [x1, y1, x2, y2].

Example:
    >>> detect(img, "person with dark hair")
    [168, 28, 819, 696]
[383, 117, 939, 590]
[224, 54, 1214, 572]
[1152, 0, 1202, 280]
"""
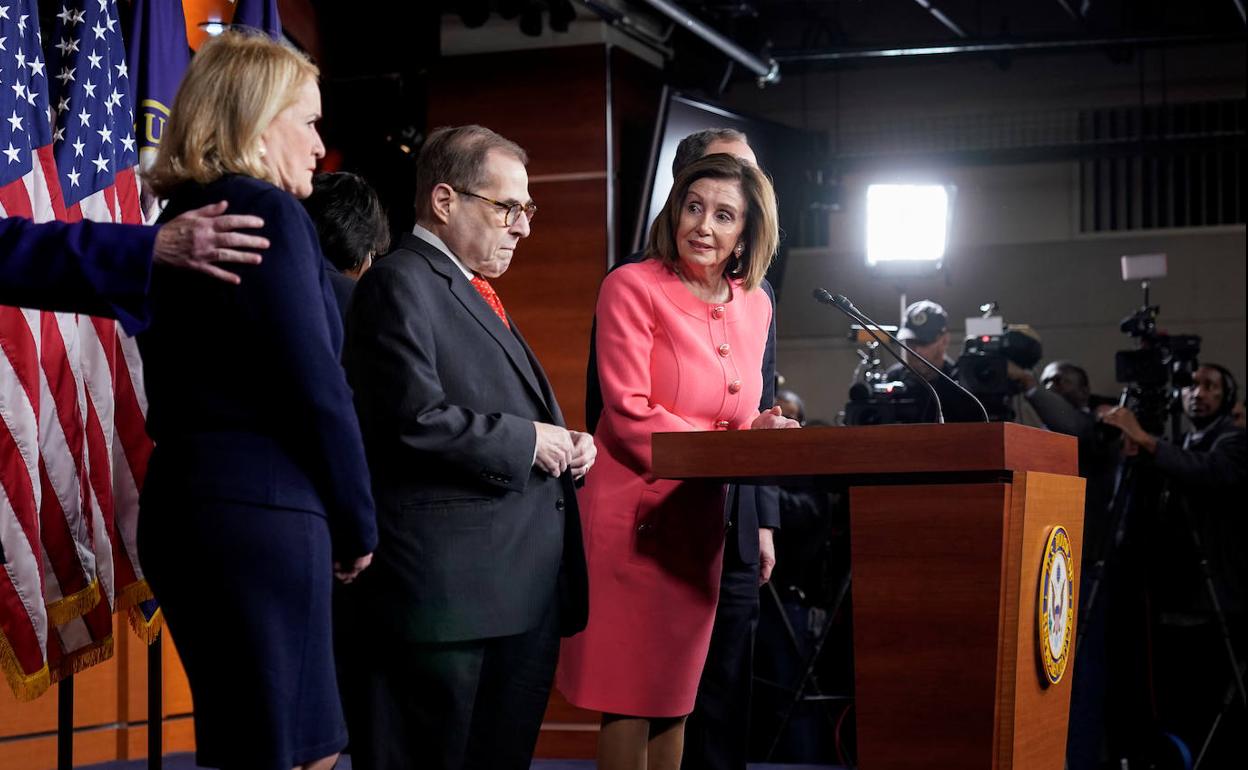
[557, 153, 797, 770]
[670, 128, 750, 182]
[302, 172, 391, 319]
[1100, 363, 1247, 766]
[340, 125, 592, 770]
[2, 203, 268, 333]
[581, 128, 782, 770]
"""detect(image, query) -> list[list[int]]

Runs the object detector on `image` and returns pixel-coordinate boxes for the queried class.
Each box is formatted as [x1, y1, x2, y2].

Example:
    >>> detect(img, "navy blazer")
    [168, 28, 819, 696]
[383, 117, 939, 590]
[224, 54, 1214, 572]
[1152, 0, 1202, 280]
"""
[343, 233, 589, 644]
[138, 175, 376, 560]
[584, 252, 781, 564]
[0, 216, 155, 334]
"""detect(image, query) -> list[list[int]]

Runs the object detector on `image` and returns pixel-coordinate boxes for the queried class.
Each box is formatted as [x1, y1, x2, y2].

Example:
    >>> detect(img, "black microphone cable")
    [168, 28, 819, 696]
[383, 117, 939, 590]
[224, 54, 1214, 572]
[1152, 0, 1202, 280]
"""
[813, 288, 946, 424]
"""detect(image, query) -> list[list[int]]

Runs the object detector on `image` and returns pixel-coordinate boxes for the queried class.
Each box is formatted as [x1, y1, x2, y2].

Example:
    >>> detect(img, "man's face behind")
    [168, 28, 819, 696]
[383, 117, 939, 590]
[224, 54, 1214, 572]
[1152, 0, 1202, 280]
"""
[1182, 366, 1225, 421]
[443, 150, 533, 279]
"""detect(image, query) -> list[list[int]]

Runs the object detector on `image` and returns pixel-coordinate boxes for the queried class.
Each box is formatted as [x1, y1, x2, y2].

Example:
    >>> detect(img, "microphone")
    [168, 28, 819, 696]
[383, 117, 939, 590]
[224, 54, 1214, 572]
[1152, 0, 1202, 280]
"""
[813, 288, 945, 424]
[817, 289, 991, 423]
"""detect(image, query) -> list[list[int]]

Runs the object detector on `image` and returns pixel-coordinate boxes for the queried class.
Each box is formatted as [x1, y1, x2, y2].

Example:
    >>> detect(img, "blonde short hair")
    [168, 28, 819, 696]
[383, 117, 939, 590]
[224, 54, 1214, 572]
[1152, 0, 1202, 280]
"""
[145, 32, 319, 198]
[646, 154, 779, 291]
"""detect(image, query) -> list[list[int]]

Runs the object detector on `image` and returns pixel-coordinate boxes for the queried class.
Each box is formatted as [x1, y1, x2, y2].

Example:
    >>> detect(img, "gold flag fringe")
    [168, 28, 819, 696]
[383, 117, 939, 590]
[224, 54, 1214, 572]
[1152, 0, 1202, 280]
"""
[45, 579, 103, 627]
[48, 635, 114, 685]
[127, 604, 165, 645]
[116, 578, 155, 611]
[0, 631, 52, 702]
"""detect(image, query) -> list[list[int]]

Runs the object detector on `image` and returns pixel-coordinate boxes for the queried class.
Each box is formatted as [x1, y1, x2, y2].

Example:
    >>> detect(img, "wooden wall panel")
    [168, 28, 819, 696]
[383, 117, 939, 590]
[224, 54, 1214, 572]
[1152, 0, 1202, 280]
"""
[429, 47, 608, 178]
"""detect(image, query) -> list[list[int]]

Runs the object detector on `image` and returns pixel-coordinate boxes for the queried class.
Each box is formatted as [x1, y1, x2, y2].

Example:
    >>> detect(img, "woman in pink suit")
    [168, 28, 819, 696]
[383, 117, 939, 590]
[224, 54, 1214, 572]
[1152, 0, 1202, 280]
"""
[557, 153, 798, 768]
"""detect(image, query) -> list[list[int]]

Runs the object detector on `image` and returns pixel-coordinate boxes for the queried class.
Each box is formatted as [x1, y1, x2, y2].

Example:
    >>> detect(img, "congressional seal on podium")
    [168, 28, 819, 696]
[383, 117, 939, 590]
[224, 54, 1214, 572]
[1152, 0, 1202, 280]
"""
[1037, 525, 1075, 686]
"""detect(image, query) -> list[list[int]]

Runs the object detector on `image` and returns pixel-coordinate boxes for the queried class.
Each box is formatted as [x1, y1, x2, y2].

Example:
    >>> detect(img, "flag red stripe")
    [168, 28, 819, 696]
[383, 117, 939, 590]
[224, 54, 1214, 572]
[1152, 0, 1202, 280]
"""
[0, 180, 35, 219]
[0, 568, 45, 677]
[37, 456, 90, 599]
[0, 308, 41, 423]
[0, 419, 40, 557]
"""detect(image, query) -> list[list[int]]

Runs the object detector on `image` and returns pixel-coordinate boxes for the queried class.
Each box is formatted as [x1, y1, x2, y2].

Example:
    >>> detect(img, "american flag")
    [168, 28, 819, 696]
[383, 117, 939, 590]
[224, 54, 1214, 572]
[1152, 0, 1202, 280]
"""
[0, 0, 153, 700]
[1, 0, 64, 701]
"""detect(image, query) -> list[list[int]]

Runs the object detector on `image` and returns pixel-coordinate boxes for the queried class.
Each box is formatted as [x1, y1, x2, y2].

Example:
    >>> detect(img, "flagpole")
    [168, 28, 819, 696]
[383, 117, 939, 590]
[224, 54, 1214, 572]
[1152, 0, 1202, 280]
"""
[149, 631, 163, 769]
[58, 677, 74, 770]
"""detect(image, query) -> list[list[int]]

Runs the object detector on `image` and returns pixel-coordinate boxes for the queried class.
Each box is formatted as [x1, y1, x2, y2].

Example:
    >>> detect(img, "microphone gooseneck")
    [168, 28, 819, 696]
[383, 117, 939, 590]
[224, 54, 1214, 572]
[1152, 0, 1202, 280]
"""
[813, 287, 946, 424]
[833, 292, 991, 423]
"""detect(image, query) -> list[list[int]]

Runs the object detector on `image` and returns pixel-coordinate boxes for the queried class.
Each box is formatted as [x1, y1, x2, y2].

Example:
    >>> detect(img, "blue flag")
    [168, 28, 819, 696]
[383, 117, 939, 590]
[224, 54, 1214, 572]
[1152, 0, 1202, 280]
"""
[125, 0, 190, 178]
[234, 0, 282, 39]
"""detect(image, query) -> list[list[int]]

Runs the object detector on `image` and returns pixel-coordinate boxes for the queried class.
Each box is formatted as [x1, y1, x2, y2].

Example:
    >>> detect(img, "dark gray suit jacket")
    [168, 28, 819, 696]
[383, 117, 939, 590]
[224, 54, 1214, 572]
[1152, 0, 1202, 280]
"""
[342, 232, 588, 643]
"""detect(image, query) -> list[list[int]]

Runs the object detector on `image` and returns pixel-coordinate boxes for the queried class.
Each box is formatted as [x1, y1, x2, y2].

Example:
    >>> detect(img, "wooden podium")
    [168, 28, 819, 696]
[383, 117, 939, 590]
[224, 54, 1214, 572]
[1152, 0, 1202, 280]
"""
[652, 423, 1085, 770]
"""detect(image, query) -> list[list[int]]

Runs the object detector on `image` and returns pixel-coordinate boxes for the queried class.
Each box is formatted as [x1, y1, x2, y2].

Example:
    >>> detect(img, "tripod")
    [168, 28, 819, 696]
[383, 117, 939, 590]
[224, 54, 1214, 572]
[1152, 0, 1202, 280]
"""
[1073, 393, 1246, 769]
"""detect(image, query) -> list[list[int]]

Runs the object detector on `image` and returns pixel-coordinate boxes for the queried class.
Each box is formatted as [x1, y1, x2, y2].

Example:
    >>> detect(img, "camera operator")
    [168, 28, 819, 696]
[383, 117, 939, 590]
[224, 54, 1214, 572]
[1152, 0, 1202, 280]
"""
[884, 300, 985, 423]
[1101, 363, 1247, 766]
[889, 300, 1088, 430]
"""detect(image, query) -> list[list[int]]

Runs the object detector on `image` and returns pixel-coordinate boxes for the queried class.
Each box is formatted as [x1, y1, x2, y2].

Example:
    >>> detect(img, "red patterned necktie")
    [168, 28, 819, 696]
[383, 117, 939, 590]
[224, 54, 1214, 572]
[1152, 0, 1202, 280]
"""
[470, 275, 510, 329]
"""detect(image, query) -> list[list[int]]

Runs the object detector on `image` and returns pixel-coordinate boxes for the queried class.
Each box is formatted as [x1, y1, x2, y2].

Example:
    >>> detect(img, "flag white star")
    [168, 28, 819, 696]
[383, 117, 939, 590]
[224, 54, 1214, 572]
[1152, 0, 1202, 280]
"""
[55, 37, 79, 55]
[105, 14, 117, 33]
[0, 36, 7, 53]
[92, 22, 106, 41]
[77, 107, 91, 126]
[114, 60, 127, 79]
[7, 109, 23, 132]
[72, 9, 86, 26]
[10, 81, 25, 100]
[92, 153, 110, 173]
[16, 12, 26, 34]
[67, 167, 81, 186]
[121, 133, 135, 153]
[24, 87, 36, 106]
[97, 124, 112, 143]
[83, 79, 96, 97]
[96, 0, 107, 12]
[72, 137, 85, 157]
[56, 65, 75, 84]
[14, 47, 25, 68]
[28, 55, 44, 78]
[3, 142, 21, 164]
[56, 6, 73, 25]
[0, 6, 10, 21]
[53, 126, 65, 142]
[87, 51, 102, 69]
[57, 95, 70, 113]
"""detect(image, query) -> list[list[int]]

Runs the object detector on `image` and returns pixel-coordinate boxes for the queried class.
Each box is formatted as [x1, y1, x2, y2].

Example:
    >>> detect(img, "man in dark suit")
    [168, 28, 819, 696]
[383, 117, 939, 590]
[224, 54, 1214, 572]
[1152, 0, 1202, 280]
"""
[585, 128, 780, 770]
[340, 124, 593, 770]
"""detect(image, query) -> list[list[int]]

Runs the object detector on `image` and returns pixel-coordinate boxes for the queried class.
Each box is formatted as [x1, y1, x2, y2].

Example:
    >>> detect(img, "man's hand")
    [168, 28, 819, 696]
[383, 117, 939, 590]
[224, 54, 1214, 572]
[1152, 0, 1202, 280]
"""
[533, 422, 574, 476]
[334, 552, 373, 584]
[1102, 406, 1158, 454]
[153, 201, 268, 284]
[569, 431, 597, 480]
[751, 405, 801, 430]
[758, 528, 776, 586]
[1006, 361, 1038, 391]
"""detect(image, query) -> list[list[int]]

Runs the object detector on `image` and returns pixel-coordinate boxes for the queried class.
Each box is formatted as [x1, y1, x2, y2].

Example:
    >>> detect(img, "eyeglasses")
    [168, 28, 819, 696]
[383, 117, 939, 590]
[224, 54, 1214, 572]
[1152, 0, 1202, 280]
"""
[454, 189, 538, 227]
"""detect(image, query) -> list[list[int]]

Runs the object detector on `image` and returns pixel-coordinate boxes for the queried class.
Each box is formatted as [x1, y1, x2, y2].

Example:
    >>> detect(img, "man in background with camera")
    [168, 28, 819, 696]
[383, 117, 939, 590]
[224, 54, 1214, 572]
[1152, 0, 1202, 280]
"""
[1101, 363, 1246, 766]
[885, 299, 1089, 429]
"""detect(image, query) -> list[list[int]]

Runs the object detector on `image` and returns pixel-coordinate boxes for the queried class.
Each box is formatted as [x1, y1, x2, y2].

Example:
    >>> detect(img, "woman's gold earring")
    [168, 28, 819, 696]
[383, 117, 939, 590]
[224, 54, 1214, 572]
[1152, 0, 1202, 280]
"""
[734, 243, 745, 257]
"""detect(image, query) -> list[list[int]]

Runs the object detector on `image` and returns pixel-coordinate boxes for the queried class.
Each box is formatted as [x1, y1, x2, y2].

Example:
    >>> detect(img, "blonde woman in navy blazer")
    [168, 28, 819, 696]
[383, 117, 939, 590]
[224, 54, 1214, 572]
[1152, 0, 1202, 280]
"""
[135, 33, 375, 770]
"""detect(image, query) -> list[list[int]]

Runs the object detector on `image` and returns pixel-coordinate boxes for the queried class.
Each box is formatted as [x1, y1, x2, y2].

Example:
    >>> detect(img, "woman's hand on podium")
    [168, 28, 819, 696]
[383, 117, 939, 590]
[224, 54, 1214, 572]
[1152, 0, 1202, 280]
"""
[750, 405, 800, 430]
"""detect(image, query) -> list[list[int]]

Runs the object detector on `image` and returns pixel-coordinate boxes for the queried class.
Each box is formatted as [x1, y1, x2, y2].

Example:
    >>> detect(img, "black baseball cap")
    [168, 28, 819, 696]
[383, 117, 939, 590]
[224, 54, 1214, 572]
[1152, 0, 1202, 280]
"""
[897, 300, 949, 344]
